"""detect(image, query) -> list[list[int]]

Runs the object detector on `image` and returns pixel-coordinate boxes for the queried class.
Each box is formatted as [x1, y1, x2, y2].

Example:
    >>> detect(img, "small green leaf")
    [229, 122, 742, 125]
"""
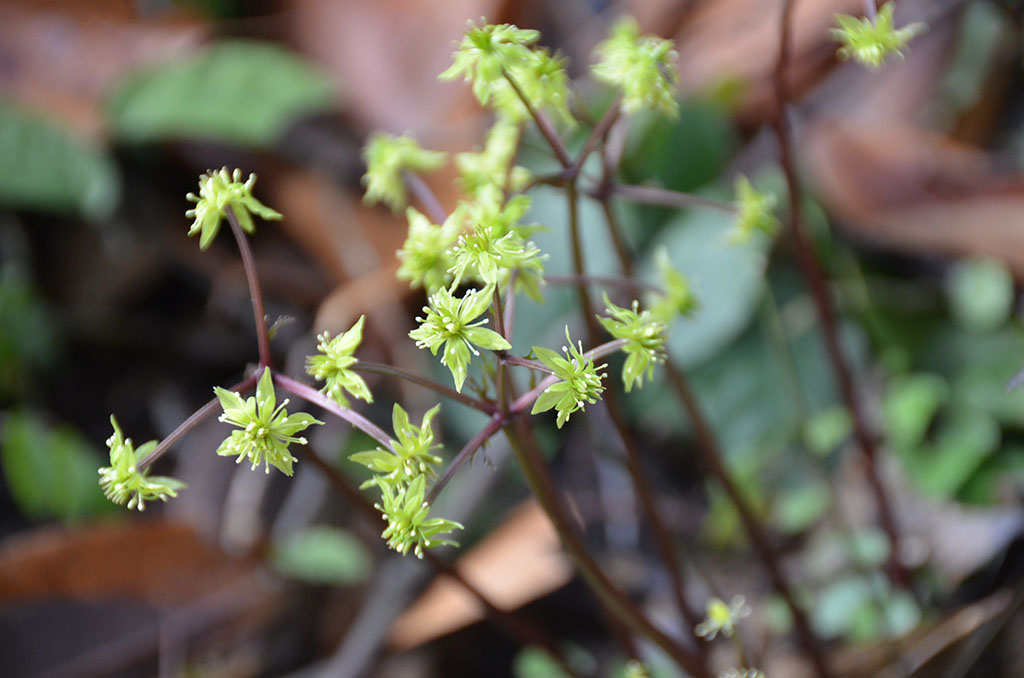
[774, 480, 831, 534]
[2, 411, 114, 522]
[883, 373, 948, 452]
[803, 406, 853, 456]
[946, 257, 1014, 332]
[108, 40, 336, 147]
[0, 101, 120, 220]
[271, 525, 371, 585]
[513, 646, 572, 678]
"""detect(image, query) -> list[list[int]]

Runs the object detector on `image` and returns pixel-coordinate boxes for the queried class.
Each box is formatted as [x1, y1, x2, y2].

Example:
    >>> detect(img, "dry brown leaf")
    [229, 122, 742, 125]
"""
[804, 118, 1024, 275]
[387, 499, 571, 650]
[0, 519, 256, 605]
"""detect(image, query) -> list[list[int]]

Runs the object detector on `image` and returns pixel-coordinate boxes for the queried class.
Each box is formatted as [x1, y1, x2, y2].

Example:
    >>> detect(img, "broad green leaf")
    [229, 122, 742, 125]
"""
[0, 101, 120, 220]
[108, 40, 336, 148]
[1, 411, 114, 522]
[271, 525, 371, 586]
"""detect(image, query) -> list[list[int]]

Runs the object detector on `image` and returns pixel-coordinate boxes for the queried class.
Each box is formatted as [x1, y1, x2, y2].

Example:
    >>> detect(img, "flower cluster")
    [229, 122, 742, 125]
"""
[649, 248, 699, 323]
[185, 167, 282, 250]
[350, 404, 443, 487]
[397, 207, 462, 293]
[98, 417, 185, 511]
[455, 119, 531, 198]
[731, 176, 779, 244]
[362, 132, 446, 212]
[305, 315, 373, 407]
[440, 20, 572, 124]
[831, 3, 926, 70]
[531, 327, 607, 428]
[591, 17, 679, 117]
[409, 284, 511, 392]
[695, 595, 752, 640]
[214, 368, 322, 476]
[375, 474, 463, 558]
[598, 295, 666, 392]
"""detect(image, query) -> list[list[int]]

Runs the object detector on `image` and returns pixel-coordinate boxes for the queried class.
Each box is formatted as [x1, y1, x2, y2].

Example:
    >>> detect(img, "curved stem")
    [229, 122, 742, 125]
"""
[351, 362, 495, 414]
[226, 210, 271, 368]
[572, 94, 622, 175]
[501, 67, 572, 169]
[137, 374, 258, 471]
[500, 354, 555, 375]
[274, 373, 394, 451]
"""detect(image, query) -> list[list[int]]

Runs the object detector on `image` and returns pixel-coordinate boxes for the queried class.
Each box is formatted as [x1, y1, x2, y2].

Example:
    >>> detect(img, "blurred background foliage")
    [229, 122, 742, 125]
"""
[2, 0, 1024, 677]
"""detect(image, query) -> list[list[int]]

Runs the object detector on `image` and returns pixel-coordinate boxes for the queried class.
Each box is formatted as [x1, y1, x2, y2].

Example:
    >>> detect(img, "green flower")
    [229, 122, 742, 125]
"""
[350, 404, 443, 487]
[397, 207, 462, 293]
[185, 167, 282, 250]
[362, 132, 446, 212]
[531, 327, 607, 428]
[832, 3, 926, 70]
[98, 416, 185, 511]
[456, 119, 531, 198]
[598, 295, 666, 392]
[214, 367, 322, 476]
[731, 175, 779, 243]
[440, 20, 540, 106]
[648, 247, 698, 323]
[409, 284, 511, 392]
[375, 474, 463, 558]
[695, 595, 751, 640]
[305, 315, 373, 407]
[591, 17, 679, 117]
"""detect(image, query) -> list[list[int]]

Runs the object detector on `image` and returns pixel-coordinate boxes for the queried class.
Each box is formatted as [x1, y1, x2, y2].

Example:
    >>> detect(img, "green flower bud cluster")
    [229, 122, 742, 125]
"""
[649, 248, 699, 323]
[456, 119, 531, 200]
[185, 167, 282, 250]
[305, 315, 374, 407]
[351, 404, 462, 558]
[831, 3, 926, 70]
[440, 20, 572, 124]
[214, 368, 322, 476]
[397, 207, 463, 293]
[591, 17, 680, 117]
[362, 132, 446, 212]
[98, 417, 185, 511]
[731, 176, 779, 244]
[409, 284, 511, 392]
[531, 327, 607, 428]
[598, 295, 666, 392]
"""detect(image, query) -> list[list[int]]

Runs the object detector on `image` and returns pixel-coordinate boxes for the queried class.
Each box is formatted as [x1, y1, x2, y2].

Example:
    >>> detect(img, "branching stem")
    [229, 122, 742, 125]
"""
[226, 210, 271, 368]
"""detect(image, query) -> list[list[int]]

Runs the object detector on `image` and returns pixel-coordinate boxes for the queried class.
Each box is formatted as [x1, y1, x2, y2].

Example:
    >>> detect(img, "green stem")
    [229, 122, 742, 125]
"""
[137, 374, 258, 471]
[226, 209, 271, 368]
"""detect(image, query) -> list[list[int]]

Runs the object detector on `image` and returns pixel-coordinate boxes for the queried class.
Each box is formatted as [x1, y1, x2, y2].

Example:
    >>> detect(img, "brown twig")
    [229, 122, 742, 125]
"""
[226, 209, 272, 368]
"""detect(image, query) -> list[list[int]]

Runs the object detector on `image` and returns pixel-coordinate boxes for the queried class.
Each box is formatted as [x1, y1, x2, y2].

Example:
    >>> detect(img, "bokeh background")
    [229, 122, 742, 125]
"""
[3, 0, 1024, 676]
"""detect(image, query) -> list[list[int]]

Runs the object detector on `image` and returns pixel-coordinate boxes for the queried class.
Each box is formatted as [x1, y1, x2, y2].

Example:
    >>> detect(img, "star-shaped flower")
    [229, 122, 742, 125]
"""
[362, 132, 446, 212]
[185, 168, 282, 250]
[305, 315, 373, 407]
[375, 474, 463, 558]
[695, 595, 752, 640]
[349, 404, 443, 487]
[598, 295, 666, 392]
[214, 367, 322, 476]
[731, 175, 779, 244]
[591, 17, 679, 117]
[832, 3, 926, 70]
[531, 327, 607, 428]
[98, 416, 185, 511]
[409, 284, 511, 392]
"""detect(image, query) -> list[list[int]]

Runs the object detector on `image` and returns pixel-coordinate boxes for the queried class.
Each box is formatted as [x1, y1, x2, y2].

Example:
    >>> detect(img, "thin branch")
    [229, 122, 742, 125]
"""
[351, 362, 495, 414]
[500, 354, 555, 375]
[403, 170, 447, 224]
[862, 0, 878, 21]
[226, 210, 271, 368]
[427, 414, 504, 504]
[600, 183, 737, 213]
[501, 67, 573, 169]
[772, 0, 907, 589]
[274, 373, 394, 451]
[571, 93, 623, 176]
[137, 374, 258, 471]
[504, 417, 709, 677]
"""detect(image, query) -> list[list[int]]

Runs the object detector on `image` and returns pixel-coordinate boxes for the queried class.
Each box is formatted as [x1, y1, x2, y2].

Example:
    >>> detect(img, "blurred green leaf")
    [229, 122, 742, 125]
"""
[108, 40, 336, 148]
[812, 577, 874, 638]
[911, 412, 999, 499]
[271, 525, 371, 586]
[0, 268, 56, 399]
[846, 528, 891, 569]
[1, 411, 114, 522]
[0, 102, 120, 220]
[774, 480, 831, 534]
[946, 258, 1014, 332]
[883, 373, 948, 452]
[513, 646, 571, 678]
[803, 406, 852, 456]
